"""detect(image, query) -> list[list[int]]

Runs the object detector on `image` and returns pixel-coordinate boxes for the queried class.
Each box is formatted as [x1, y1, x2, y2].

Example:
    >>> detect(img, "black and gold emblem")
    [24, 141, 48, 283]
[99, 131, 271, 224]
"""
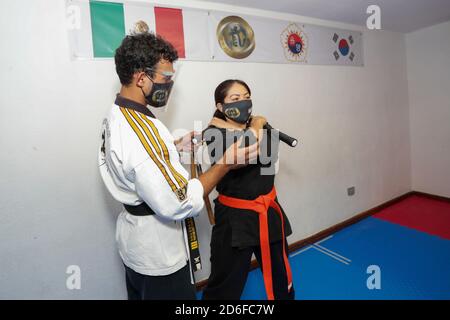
[216, 16, 255, 59]
[152, 90, 168, 104]
[224, 107, 241, 119]
[176, 186, 187, 201]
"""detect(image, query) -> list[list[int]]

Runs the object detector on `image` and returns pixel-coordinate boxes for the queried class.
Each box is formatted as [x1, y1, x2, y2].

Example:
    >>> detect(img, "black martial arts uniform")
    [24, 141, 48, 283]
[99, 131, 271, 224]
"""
[202, 124, 295, 300]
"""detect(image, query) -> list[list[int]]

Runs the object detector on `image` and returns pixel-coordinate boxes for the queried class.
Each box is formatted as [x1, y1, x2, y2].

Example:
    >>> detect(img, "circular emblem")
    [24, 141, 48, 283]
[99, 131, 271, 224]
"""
[152, 90, 167, 103]
[288, 33, 303, 54]
[130, 20, 149, 35]
[338, 39, 349, 56]
[281, 23, 308, 62]
[224, 107, 241, 119]
[216, 16, 255, 59]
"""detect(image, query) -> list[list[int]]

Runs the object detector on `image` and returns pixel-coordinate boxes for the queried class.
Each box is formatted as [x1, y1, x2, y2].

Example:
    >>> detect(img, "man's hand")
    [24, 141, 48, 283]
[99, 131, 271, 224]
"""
[174, 131, 201, 153]
[198, 137, 259, 197]
[217, 136, 259, 170]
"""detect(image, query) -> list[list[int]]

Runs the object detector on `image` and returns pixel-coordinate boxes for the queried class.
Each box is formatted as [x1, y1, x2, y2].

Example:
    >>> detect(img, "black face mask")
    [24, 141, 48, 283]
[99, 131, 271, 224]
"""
[142, 78, 174, 108]
[222, 99, 253, 124]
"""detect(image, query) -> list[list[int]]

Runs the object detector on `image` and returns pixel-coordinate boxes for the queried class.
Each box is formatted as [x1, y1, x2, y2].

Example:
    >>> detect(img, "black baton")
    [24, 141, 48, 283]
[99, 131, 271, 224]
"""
[264, 123, 298, 148]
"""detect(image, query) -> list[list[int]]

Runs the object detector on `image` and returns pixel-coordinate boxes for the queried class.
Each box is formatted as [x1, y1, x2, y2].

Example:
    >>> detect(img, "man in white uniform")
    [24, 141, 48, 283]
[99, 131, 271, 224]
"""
[98, 32, 258, 299]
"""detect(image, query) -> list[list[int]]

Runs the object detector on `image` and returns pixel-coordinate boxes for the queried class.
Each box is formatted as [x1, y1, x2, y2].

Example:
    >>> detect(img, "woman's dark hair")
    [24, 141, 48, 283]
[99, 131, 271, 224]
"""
[213, 79, 251, 120]
[114, 32, 178, 85]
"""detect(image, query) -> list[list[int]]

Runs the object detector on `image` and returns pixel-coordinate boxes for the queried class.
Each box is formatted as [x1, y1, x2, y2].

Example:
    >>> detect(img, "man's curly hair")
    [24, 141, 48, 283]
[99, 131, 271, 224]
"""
[114, 33, 178, 85]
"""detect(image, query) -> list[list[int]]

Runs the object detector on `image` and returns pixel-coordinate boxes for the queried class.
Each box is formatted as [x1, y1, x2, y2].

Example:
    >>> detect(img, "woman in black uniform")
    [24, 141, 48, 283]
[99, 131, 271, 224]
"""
[202, 79, 295, 300]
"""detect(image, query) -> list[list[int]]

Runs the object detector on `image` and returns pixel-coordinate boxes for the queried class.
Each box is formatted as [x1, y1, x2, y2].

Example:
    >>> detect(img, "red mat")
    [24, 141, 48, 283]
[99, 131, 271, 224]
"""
[374, 195, 450, 240]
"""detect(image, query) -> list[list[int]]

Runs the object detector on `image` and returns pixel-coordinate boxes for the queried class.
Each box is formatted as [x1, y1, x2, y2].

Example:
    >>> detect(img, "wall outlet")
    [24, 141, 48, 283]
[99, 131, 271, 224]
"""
[347, 186, 356, 196]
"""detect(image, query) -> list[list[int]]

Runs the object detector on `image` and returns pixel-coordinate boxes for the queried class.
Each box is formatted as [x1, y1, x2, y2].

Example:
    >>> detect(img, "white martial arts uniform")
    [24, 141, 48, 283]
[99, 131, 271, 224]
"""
[98, 95, 204, 277]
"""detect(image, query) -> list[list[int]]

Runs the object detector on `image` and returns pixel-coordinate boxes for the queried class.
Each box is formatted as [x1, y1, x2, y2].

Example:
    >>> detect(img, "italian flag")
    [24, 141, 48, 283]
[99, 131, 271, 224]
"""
[69, 0, 210, 59]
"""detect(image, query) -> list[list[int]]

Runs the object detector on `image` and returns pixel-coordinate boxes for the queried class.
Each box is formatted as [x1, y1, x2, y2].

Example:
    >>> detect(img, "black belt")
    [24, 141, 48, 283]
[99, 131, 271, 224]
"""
[123, 201, 202, 272]
[123, 202, 156, 216]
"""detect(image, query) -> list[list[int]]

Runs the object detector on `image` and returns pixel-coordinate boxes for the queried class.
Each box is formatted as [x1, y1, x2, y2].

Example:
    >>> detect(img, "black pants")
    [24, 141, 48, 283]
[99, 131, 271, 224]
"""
[124, 263, 196, 300]
[203, 224, 295, 300]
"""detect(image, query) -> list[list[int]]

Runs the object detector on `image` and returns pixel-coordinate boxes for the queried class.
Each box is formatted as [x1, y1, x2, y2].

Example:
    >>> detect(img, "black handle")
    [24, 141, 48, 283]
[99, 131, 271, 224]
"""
[263, 123, 298, 148]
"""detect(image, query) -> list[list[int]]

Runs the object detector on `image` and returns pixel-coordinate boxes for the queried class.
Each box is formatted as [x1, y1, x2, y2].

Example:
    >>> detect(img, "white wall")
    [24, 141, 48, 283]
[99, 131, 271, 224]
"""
[0, 0, 411, 299]
[406, 21, 450, 198]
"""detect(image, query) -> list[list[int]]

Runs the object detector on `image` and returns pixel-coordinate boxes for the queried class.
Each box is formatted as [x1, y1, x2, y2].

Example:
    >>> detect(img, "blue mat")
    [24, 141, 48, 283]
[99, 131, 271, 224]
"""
[198, 217, 450, 300]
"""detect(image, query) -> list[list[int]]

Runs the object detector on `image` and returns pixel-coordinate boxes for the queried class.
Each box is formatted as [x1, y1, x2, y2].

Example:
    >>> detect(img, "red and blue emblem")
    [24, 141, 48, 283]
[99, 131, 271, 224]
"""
[281, 23, 308, 62]
[288, 33, 303, 54]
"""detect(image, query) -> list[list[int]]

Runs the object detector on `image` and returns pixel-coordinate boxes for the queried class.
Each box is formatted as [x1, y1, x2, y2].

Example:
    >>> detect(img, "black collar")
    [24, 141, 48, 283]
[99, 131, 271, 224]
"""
[114, 94, 155, 118]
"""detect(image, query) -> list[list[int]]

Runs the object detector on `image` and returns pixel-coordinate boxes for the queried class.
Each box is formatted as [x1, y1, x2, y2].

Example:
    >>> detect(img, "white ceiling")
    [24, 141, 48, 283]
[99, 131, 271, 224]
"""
[201, 0, 450, 33]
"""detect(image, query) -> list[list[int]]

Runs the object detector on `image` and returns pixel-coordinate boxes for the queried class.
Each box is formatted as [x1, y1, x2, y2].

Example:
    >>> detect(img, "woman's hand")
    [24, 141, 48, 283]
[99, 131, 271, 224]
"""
[249, 115, 267, 142]
[250, 115, 267, 128]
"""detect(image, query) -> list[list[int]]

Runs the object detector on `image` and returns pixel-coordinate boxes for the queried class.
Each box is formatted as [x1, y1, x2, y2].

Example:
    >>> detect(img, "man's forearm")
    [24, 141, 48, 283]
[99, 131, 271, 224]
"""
[198, 163, 230, 197]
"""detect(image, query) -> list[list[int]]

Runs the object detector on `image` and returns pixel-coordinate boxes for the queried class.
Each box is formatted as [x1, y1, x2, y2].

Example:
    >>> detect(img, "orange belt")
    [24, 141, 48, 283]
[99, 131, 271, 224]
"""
[218, 187, 293, 300]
